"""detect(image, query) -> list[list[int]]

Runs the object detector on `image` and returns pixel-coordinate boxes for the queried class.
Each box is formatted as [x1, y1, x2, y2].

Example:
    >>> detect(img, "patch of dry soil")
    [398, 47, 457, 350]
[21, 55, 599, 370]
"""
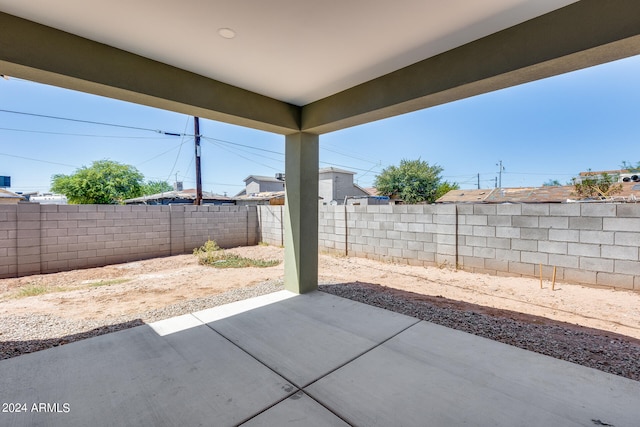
[1, 245, 639, 340]
[0, 246, 282, 320]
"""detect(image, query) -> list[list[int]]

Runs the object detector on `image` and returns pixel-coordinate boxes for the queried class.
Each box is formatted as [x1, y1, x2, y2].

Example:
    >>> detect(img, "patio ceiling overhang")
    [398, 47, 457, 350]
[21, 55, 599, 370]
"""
[0, 12, 301, 135]
[303, 1, 640, 134]
[2, 1, 639, 136]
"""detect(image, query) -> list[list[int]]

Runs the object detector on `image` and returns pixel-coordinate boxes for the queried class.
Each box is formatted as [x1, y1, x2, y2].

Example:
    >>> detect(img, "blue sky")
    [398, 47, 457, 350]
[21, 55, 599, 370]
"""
[1, 54, 639, 196]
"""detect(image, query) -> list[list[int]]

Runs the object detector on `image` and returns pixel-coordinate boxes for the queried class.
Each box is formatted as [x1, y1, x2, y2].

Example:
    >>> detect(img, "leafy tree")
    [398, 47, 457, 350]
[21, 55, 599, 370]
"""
[51, 160, 144, 204]
[141, 180, 173, 196]
[374, 159, 454, 204]
[572, 172, 622, 199]
[542, 179, 562, 187]
[435, 181, 460, 200]
[621, 161, 640, 172]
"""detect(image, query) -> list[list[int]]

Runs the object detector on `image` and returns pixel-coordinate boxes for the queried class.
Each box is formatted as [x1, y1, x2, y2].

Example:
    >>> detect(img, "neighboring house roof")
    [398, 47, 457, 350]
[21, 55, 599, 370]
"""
[233, 191, 285, 201]
[362, 187, 379, 196]
[437, 182, 640, 203]
[238, 175, 285, 197]
[124, 189, 232, 204]
[0, 189, 24, 199]
[353, 183, 370, 195]
[29, 193, 68, 204]
[245, 169, 357, 183]
[436, 189, 496, 203]
[243, 175, 283, 183]
[318, 167, 356, 175]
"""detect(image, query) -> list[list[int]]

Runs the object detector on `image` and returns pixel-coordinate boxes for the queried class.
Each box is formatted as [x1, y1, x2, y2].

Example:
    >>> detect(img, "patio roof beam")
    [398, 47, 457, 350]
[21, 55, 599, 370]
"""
[301, 0, 640, 134]
[0, 12, 301, 135]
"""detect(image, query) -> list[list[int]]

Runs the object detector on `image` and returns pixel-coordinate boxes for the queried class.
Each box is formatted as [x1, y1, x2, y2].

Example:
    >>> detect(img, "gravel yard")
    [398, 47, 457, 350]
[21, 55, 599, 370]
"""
[1, 245, 639, 381]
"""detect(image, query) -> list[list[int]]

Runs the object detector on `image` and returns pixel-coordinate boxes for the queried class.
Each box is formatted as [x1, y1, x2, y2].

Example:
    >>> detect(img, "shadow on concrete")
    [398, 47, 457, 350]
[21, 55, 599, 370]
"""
[0, 319, 145, 360]
[1, 290, 639, 426]
[320, 282, 640, 381]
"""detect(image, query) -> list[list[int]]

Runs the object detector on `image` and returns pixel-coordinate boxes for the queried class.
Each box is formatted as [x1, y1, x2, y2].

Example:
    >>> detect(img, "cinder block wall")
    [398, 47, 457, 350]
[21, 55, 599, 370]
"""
[180, 205, 258, 252]
[0, 205, 18, 278]
[259, 204, 640, 291]
[318, 205, 452, 267]
[454, 203, 640, 290]
[5, 202, 638, 289]
[257, 204, 285, 246]
[0, 204, 258, 278]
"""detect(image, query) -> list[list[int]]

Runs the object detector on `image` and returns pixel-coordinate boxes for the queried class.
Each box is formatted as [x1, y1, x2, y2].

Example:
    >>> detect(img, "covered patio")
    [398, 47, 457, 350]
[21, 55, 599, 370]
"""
[1, 1, 640, 425]
[3, 1, 640, 294]
[2, 290, 639, 426]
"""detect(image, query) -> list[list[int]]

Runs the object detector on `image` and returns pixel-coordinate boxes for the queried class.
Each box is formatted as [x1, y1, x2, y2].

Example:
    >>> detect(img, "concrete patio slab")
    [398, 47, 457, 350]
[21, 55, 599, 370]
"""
[306, 321, 640, 427]
[240, 391, 349, 427]
[193, 290, 297, 324]
[0, 322, 294, 427]
[148, 312, 202, 336]
[1, 290, 639, 427]
[197, 290, 419, 387]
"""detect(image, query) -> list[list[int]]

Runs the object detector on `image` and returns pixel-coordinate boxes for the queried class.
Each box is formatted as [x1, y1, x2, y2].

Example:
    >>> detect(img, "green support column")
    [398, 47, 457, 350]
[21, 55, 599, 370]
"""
[284, 132, 319, 294]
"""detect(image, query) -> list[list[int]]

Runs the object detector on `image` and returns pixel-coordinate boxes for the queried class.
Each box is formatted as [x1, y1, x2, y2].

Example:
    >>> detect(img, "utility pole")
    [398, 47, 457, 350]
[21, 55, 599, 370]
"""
[194, 117, 202, 205]
[477, 173, 480, 190]
[496, 160, 505, 188]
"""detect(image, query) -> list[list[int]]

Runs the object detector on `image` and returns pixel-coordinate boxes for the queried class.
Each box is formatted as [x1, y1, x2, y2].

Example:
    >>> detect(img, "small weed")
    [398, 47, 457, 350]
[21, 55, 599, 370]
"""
[10, 278, 130, 299]
[193, 239, 225, 264]
[207, 254, 280, 268]
[13, 284, 68, 299]
[437, 260, 450, 270]
[16, 284, 48, 298]
[258, 241, 269, 246]
[194, 239, 280, 268]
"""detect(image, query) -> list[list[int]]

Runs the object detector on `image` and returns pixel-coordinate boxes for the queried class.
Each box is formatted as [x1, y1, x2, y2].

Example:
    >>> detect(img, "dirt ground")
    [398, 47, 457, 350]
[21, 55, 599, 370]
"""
[1, 245, 639, 340]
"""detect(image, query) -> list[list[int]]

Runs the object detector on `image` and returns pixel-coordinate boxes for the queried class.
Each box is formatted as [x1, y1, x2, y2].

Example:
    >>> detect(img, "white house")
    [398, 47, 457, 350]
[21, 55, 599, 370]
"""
[235, 175, 285, 197]
[318, 167, 369, 205]
[237, 168, 370, 205]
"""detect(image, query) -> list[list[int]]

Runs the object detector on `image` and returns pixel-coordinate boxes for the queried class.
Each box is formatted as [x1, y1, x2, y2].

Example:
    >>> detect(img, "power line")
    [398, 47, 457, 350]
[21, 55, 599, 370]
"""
[1, 108, 386, 190]
[503, 171, 575, 176]
[204, 139, 284, 164]
[320, 142, 382, 164]
[7, 108, 558, 189]
[184, 154, 195, 179]
[166, 117, 192, 183]
[0, 108, 186, 137]
[442, 173, 485, 178]
[136, 142, 187, 167]
[0, 108, 439, 179]
[209, 140, 282, 171]
[457, 176, 479, 185]
[201, 136, 284, 156]
[320, 145, 381, 166]
[0, 126, 173, 139]
[202, 181, 244, 187]
[319, 161, 384, 174]
[0, 152, 77, 168]
[354, 161, 383, 185]
[203, 136, 386, 178]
